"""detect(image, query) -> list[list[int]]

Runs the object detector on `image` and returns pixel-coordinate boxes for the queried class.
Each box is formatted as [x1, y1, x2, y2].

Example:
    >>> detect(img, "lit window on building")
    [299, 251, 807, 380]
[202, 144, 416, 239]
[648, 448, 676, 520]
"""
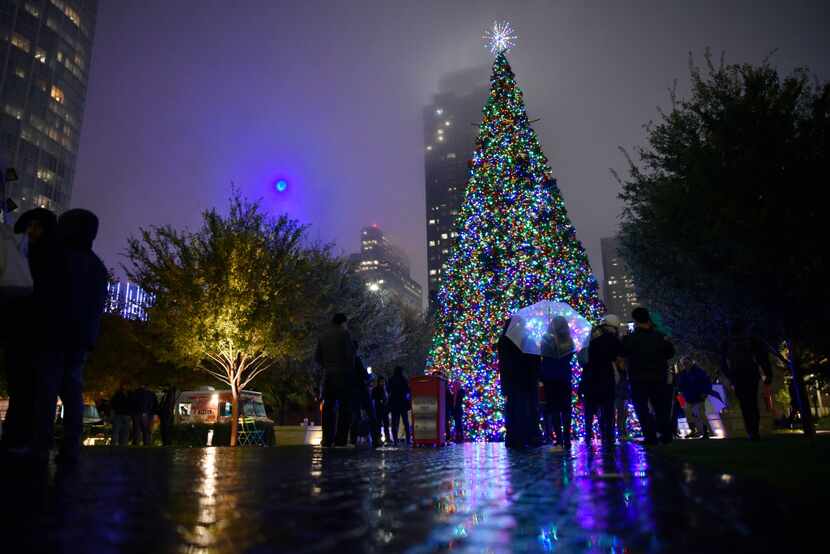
[51, 0, 81, 27]
[36, 168, 56, 183]
[426, 145, 432, 151]
[25, 2, 40, 16]
[14, 67, 26, 79]
[441, 233, 448, 239]
[35, 49, 47, 63]
[429, 270, 437, 276]
[4, 105, 24, 120]
[429, 241, 436, 247]
[428, 219, 436, 225]
[446, 153, 456, 159]
[51, 86, 65, 104]
[11, 34, 31, 53]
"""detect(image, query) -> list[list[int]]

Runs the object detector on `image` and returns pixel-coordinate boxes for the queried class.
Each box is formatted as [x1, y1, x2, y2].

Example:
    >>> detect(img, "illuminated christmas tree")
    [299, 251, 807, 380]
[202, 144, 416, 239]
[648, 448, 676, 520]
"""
[427, 25, 605, 440]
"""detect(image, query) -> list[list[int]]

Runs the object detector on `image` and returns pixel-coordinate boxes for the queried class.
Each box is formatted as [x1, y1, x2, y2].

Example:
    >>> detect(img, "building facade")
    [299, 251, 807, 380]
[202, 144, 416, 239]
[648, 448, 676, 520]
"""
[351, 225, 423, 312]
[424, 87, 486, 307]
[105, 280, 153, 321]
[600, 236, 639, 322]
[0, 0, 97, 215]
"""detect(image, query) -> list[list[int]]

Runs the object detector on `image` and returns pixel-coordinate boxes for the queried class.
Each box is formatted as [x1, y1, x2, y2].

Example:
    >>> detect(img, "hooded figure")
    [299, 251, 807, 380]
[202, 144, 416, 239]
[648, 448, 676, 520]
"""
[30, 209, 108, 464]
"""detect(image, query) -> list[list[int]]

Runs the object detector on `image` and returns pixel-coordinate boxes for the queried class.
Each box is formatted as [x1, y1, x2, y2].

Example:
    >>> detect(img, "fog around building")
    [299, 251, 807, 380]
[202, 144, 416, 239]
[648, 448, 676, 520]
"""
[72, 0, 830, 296]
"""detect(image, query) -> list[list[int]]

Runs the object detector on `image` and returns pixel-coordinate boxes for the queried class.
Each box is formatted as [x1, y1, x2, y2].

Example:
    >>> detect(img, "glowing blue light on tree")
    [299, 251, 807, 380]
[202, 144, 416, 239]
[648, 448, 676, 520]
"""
[275, 179, 288, 192]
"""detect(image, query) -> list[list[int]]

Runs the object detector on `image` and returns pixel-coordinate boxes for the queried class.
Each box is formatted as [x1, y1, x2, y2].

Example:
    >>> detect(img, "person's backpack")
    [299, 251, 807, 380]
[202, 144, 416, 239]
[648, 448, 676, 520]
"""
[0, 223, 33, 298]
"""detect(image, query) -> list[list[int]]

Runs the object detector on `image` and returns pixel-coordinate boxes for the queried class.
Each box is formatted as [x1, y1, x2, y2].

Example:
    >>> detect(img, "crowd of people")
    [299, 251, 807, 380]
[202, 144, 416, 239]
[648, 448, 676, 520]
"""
[106, 383, 178, 446]
[0, 207, 108, 465]
[316, 313, 441, 448]
[498, 306, 773, 449]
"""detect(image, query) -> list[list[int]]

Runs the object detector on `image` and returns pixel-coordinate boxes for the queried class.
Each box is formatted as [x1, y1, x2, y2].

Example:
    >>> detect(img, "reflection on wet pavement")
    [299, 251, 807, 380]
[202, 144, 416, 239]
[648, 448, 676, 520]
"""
[0, 442, 799, 553]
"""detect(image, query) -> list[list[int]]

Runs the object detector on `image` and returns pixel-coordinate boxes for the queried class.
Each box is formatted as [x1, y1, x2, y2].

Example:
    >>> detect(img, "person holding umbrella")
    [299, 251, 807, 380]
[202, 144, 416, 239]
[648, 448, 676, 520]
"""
[541, 316, 576, 449]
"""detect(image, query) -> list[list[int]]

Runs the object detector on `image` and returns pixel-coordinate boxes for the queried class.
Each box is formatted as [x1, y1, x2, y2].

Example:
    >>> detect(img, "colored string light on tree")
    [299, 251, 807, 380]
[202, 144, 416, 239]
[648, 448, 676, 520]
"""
[426, 38, 607, 441]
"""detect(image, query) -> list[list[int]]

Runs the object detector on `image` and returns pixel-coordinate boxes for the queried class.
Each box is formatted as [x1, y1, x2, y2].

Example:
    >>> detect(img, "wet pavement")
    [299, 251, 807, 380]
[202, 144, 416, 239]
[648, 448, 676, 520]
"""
[0, 442, 809, 553]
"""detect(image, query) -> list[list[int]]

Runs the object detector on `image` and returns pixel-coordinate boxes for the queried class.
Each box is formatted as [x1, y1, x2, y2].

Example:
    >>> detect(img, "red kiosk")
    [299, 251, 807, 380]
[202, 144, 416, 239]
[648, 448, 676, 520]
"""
[410, 374, 447, 447]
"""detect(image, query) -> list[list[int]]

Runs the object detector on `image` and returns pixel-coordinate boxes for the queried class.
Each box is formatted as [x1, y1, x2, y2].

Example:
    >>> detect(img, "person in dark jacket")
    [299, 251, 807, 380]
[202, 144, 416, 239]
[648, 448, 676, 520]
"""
[130, 385, 157, 446]
[677, 359, 713, 439]
[349, 344, 379, 447]
[721, 320, 772, 440]
[372, 376, 391, 444]
[498, 318, 527, 448]
[1, 208, 58, 453]
[388, 366, 411, 445]
[541, 316, 576, 448]
[622, 307, 676, 445]
[158, 384, 177, 446]
[583, 315, 624, 444]
[315, 313, 356, 447]
[30, 209, 108, 463]
[110, 382, 132, 446]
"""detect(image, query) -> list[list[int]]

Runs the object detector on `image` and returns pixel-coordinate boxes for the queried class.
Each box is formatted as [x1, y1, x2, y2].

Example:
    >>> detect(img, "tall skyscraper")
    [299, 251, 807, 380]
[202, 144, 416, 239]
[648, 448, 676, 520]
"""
[351, 225, 423, 312]
[0, 0, 98, 214]
[424, 85, 487, 307]
[601, 236, 639, 322]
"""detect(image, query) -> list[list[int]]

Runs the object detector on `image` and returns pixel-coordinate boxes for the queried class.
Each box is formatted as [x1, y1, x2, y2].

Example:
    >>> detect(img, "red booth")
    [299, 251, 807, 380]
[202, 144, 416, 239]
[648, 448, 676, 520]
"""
[410, 374, 447, 447]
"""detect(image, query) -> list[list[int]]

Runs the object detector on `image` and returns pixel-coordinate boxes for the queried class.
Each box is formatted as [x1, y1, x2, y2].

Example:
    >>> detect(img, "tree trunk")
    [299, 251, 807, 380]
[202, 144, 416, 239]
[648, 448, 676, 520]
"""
[230, 385, 239, 446]
[786, 339, 815, 437]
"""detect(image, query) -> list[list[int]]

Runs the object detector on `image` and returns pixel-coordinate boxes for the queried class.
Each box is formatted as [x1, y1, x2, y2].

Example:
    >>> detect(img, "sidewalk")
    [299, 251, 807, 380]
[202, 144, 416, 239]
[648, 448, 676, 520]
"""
[0, 442, 812, 553]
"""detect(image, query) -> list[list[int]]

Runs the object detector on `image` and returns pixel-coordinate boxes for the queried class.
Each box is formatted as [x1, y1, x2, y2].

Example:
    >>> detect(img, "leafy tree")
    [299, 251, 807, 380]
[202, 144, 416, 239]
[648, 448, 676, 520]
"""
[617, 51, 830, 434]
[84, 315, 200, 397]
[125, 194, 324, 445]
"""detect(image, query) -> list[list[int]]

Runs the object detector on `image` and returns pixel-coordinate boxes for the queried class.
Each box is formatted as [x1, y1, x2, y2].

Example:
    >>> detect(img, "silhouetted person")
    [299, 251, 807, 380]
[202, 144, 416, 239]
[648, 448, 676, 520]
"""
[349, 343, 379, 447]
[315, 313, 356, 447]
[721, 320, 772, 440]
[541, 316, 576, 449]
[444, 380, 454, 442]
[1, 208, 58, 453]
[110, 382, 132, 446]
[158, 384, 177, 446]
[372, 376, 391, 444]
[388, 366, 411, 445]
[622, 307, 675, 446]
[583, 315, 623, 444]
[130, 385, 157, 446]
[452, 382, 465, 442]
[31, 209, 108, 464]
[498, 318, 527, 448]
[677, 359, 713, 439]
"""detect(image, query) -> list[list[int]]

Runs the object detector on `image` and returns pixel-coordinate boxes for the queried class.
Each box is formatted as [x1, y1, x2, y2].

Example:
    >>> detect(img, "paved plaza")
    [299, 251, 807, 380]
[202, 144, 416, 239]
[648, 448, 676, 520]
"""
[0, 443, 811, 553]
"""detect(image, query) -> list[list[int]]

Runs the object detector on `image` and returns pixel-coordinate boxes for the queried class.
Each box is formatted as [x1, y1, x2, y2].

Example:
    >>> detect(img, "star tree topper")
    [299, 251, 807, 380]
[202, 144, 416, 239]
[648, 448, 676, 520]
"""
[483, 20, 518, 55]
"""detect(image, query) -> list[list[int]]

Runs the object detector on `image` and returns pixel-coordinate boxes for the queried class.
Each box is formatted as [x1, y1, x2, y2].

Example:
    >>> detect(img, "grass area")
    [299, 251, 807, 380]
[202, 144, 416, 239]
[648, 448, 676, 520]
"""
[659, 433, 830, 503]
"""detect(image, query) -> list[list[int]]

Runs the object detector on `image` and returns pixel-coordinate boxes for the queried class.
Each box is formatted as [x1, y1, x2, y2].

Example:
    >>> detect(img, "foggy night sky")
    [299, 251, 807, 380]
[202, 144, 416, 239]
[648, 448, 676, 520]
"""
[72, 1, 830, 298]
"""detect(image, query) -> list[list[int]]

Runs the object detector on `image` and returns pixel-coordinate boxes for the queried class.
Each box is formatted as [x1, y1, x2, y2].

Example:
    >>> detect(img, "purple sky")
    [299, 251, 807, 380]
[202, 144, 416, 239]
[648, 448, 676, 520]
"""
[72, 0, 830, 295]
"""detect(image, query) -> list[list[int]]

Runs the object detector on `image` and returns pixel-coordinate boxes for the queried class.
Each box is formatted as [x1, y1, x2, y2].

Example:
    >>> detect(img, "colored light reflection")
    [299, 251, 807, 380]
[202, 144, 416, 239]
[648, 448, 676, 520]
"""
[275, 179, 288, 192]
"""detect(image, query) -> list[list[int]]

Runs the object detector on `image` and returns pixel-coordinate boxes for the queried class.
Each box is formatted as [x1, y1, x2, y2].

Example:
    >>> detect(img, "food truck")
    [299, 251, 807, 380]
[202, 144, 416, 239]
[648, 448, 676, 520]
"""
[175, 387, 272, 425]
